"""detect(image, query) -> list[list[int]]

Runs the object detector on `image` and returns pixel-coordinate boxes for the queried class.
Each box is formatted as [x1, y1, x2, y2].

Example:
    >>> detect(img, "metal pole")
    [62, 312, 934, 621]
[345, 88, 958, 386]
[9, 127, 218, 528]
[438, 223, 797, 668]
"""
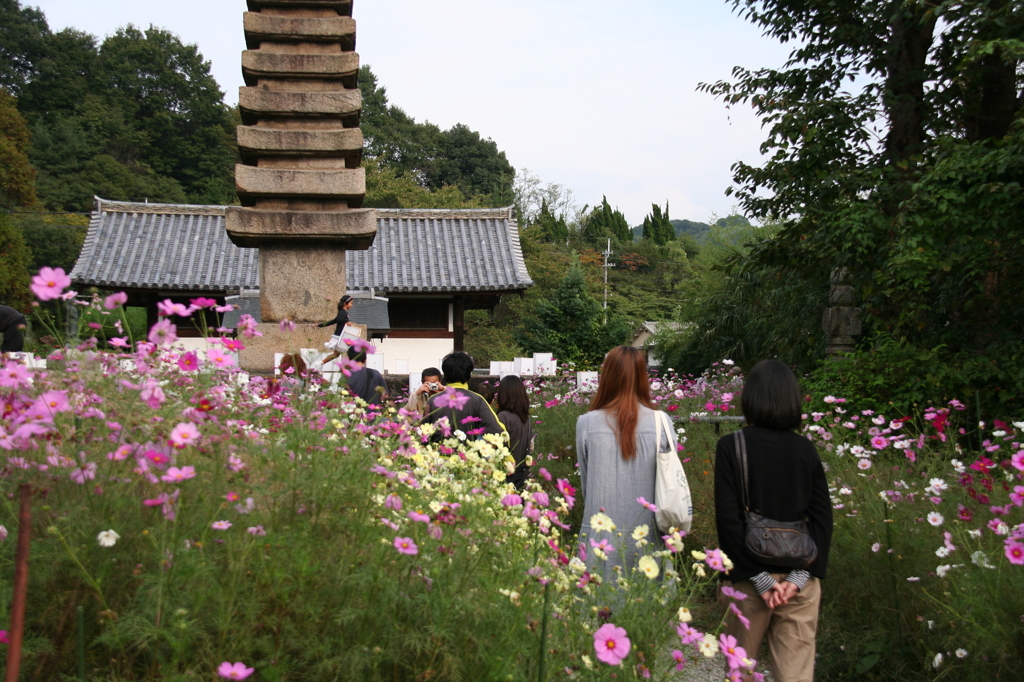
[5, 484, 32, 682]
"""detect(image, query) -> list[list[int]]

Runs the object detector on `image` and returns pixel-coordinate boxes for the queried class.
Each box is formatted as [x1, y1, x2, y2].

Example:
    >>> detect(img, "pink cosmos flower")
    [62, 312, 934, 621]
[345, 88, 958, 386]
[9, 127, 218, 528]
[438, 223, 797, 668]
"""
[70, 462, 97, 485]
[177, 352, 200, 372]
[394, 536, 418, 555]
[190, 297, 217, 309]
[207, 347, 235, 369]
[501, 493, 523, 507]
[169, 422, 200, 448]
[237, 314, 262, 338]
[140, 379, 166, 409]
[103, 292, 128, 309]
[719, 633, 749, 670]
[434, 387, 470, 411]
[144, 450, 171, 468]
[279, 319, 296, 332]
[157, 299, 193, 317]
[593, 623, 631, 666]
[870, 435, 888, 450]
[677, 623, 702, 645]
[148, 319, 177, 347]
[1005, 541, 1024, 565]
[227, 455, 245, 472]
[30, 266, 71, 301]
[728, 602, 751, 630]
[704, 548, 727, 571]
[247, 525, 266, 536]
[212, 520, 232, 530]
[589, 538, 615, 554]
[637, 496, 658, 512]
[671, 649, 686, 671]
[109, 337, 131, 348]
[532, 491, 550, 507]
[161, 466, 196, 483]
[720, 585, 747, 601]
[556, 478, 576, 508]
[1012, 451, 1024, 472]
[384, 493, 402, 510]
[217, 661, 254, 679]
[408, 511, 430, 523]
[34, 390, 71, 416]
[1010, 486, 1024, 507]
[221, 338, 246, 352]
[538, 467, 552, 481]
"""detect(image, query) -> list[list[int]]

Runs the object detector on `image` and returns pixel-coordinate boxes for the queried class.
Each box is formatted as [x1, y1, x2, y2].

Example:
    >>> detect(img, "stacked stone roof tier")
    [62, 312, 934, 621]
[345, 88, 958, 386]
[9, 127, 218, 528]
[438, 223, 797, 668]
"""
[228, 0, 374, 325]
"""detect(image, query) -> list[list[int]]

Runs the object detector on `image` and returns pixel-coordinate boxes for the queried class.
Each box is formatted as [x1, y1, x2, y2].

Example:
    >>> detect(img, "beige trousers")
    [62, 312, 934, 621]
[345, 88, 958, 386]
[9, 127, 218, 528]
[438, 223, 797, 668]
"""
[719, 574, 821, 682]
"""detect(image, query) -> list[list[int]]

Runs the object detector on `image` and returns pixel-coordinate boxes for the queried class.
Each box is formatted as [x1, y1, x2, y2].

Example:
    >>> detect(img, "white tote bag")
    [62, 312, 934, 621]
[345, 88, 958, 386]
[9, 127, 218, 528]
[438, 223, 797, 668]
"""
[654, 410, 693, 533]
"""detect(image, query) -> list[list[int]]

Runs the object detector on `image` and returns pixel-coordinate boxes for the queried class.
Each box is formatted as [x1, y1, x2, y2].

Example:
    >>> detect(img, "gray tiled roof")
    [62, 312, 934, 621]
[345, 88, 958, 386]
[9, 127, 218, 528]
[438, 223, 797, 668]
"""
[71, 199, 533, 294]
[71, 199, 260, 292]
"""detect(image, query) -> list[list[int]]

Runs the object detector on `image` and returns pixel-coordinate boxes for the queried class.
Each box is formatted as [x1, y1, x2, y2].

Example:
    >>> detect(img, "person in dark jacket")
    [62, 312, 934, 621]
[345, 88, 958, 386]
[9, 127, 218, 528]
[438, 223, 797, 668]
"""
[714, 359, 833, 682]
[317, 295, 354, 368]
[423, 352, 505, 438]
[344, 344, 388, 405]
[0, 305, 27, 353]
[496, 375, 533, 489]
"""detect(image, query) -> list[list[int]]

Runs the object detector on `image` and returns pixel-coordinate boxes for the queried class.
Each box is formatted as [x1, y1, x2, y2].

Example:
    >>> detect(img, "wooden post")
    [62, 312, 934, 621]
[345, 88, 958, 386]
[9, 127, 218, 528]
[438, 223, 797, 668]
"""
[5, 483, 32, 682]
[453, 296, 465, 352]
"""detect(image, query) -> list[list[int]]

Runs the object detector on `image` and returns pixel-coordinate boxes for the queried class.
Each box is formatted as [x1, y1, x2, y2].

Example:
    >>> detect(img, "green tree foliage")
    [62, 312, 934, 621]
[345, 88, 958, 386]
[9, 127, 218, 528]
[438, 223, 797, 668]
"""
[690, 0, 1024, 407]
[515, 256, 631, 368]
[358, 65, 514, 203]
[1, 1, 236, 210]
[363, 157, 480, 209]
[0, 212, 32, 310]
[641, 202, 674, 245]
[535, 200, 569, 243]
[0, 87, 37, 207]
[584, 196, 631, 243]
[10, 211, 88, 273]
[0, 0, 47, 96]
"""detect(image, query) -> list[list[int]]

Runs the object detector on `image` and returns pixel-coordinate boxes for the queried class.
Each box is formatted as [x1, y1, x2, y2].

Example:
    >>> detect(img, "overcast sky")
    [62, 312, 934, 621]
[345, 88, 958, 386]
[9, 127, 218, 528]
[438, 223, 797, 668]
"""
[29, 0, 791, 226]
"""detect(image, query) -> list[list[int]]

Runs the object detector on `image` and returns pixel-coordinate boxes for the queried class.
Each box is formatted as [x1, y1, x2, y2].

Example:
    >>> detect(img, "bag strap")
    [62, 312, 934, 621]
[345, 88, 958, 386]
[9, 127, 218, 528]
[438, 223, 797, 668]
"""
[653, 410, 664, 455]
[733, 430, 750, 512]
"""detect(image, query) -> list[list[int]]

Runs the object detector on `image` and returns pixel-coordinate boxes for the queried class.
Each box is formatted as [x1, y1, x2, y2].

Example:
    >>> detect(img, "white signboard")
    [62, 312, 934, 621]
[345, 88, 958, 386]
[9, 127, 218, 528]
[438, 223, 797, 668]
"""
[576, 371, 599, 392]
[533, 352, 554, 376]
[513, 357, 535, 376]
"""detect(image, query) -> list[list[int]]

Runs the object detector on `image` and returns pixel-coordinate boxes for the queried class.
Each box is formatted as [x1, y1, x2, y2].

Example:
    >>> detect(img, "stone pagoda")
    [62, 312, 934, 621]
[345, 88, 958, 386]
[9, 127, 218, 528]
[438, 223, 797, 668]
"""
[226, 0, 376, 371]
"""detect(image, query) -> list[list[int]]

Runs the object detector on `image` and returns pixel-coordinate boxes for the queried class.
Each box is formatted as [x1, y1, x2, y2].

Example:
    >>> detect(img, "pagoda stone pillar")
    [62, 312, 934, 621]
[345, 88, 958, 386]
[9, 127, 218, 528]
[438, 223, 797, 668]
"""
[823, 267, 861, 355]
[226, 0, 376, 371]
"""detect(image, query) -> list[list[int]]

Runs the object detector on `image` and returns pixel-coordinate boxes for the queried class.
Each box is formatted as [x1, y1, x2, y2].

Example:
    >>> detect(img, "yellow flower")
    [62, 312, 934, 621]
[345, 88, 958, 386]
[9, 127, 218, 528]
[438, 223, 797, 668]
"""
[678, 607, 692, 623]
[582, 655, 593, 669]
[590, 513, 616, 532]
[631, 524, 649, 541]
[721, 551, 734, 571]
[691, 550, 706, 561]
[692, 562, 706, 578]
[638, 555, 660, 580]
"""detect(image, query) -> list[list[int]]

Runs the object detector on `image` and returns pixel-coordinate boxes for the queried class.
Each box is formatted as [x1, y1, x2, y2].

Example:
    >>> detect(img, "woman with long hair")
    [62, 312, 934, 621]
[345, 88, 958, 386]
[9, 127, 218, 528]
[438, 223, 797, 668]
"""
[714, 360, 833, 682]
[576, 346, 678, 583]
[316, 295, 354, 368]
[496, 375, 533, 490]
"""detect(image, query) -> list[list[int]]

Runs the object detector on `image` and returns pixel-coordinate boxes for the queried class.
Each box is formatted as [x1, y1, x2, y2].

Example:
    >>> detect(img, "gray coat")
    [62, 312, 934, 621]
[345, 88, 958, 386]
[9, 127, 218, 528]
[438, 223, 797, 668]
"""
[576, 405, 678, 584]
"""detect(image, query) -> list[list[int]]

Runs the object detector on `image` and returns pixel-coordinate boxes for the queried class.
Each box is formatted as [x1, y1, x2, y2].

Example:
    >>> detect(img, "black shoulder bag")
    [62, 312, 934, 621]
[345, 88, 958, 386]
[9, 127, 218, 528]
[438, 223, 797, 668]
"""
[733, 430, 818, 569]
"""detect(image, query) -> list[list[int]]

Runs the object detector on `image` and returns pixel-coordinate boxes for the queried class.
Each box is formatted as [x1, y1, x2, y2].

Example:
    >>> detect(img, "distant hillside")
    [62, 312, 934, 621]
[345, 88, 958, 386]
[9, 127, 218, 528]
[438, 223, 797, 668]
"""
[630, 218, 724, 242]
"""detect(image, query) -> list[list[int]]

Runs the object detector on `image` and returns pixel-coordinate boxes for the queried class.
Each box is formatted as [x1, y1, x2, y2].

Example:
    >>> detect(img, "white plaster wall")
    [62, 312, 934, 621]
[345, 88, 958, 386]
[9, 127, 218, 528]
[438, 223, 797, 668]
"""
[374, 338, 454, 375]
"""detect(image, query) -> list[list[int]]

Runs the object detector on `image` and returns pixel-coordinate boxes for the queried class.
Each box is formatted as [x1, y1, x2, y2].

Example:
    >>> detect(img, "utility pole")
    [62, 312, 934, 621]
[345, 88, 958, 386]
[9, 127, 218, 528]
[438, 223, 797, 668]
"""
[603, 238, 614, 324]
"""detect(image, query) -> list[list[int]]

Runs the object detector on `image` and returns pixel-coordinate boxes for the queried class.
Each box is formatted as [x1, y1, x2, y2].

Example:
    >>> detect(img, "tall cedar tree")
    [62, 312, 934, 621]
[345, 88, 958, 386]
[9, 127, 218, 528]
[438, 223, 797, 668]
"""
[0, 213, 32, 311]
[642, 202, 674, 245]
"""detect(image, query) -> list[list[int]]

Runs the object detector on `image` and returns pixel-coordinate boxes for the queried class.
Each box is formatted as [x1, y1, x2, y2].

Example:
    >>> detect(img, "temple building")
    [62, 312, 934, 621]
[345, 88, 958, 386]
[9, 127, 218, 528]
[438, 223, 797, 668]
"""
[70, 197, 533, 372]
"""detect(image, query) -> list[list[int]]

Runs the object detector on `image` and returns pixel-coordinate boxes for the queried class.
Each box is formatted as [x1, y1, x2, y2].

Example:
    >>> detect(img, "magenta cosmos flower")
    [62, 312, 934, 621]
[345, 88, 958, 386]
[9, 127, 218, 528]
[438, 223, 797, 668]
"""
[393, 537, 418, 555]
[161, 466, 196, 483]
[593, 623, 631, 665]
[177, 351, 200, 372]
[103, 291, 128, 310]
[31, 266, 71, 301]
[1005, 541, 1024, 565]
[217, 661, 254, 679]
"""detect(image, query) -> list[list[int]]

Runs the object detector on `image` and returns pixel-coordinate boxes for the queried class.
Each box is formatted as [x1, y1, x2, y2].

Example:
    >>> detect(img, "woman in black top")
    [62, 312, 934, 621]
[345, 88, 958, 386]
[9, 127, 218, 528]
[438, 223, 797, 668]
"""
[316, 295, 353, 367]
[496, 375, 533, 490]
[714, 360, 832, 682]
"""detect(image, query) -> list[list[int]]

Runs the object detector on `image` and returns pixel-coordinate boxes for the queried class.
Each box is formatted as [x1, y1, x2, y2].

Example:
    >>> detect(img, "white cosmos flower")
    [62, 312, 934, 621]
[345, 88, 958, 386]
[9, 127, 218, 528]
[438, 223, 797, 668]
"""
[927, 512, 944, 526]
[97, 529, 120, 547]
[638, 555, 660, 579]
[932, 653, 943, 669]
[589, 512, 616, 532]
[936, 564, 951, 577]
[955, 649, 967, 659]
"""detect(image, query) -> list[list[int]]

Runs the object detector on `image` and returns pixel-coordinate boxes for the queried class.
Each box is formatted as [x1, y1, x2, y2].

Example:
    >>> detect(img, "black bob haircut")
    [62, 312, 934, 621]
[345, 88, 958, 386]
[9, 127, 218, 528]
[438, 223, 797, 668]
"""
[346, 345, 367, 363]
[740, 359, 803, 430]
[421, 367, 442, 381]
[441, 352, 474, 384]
